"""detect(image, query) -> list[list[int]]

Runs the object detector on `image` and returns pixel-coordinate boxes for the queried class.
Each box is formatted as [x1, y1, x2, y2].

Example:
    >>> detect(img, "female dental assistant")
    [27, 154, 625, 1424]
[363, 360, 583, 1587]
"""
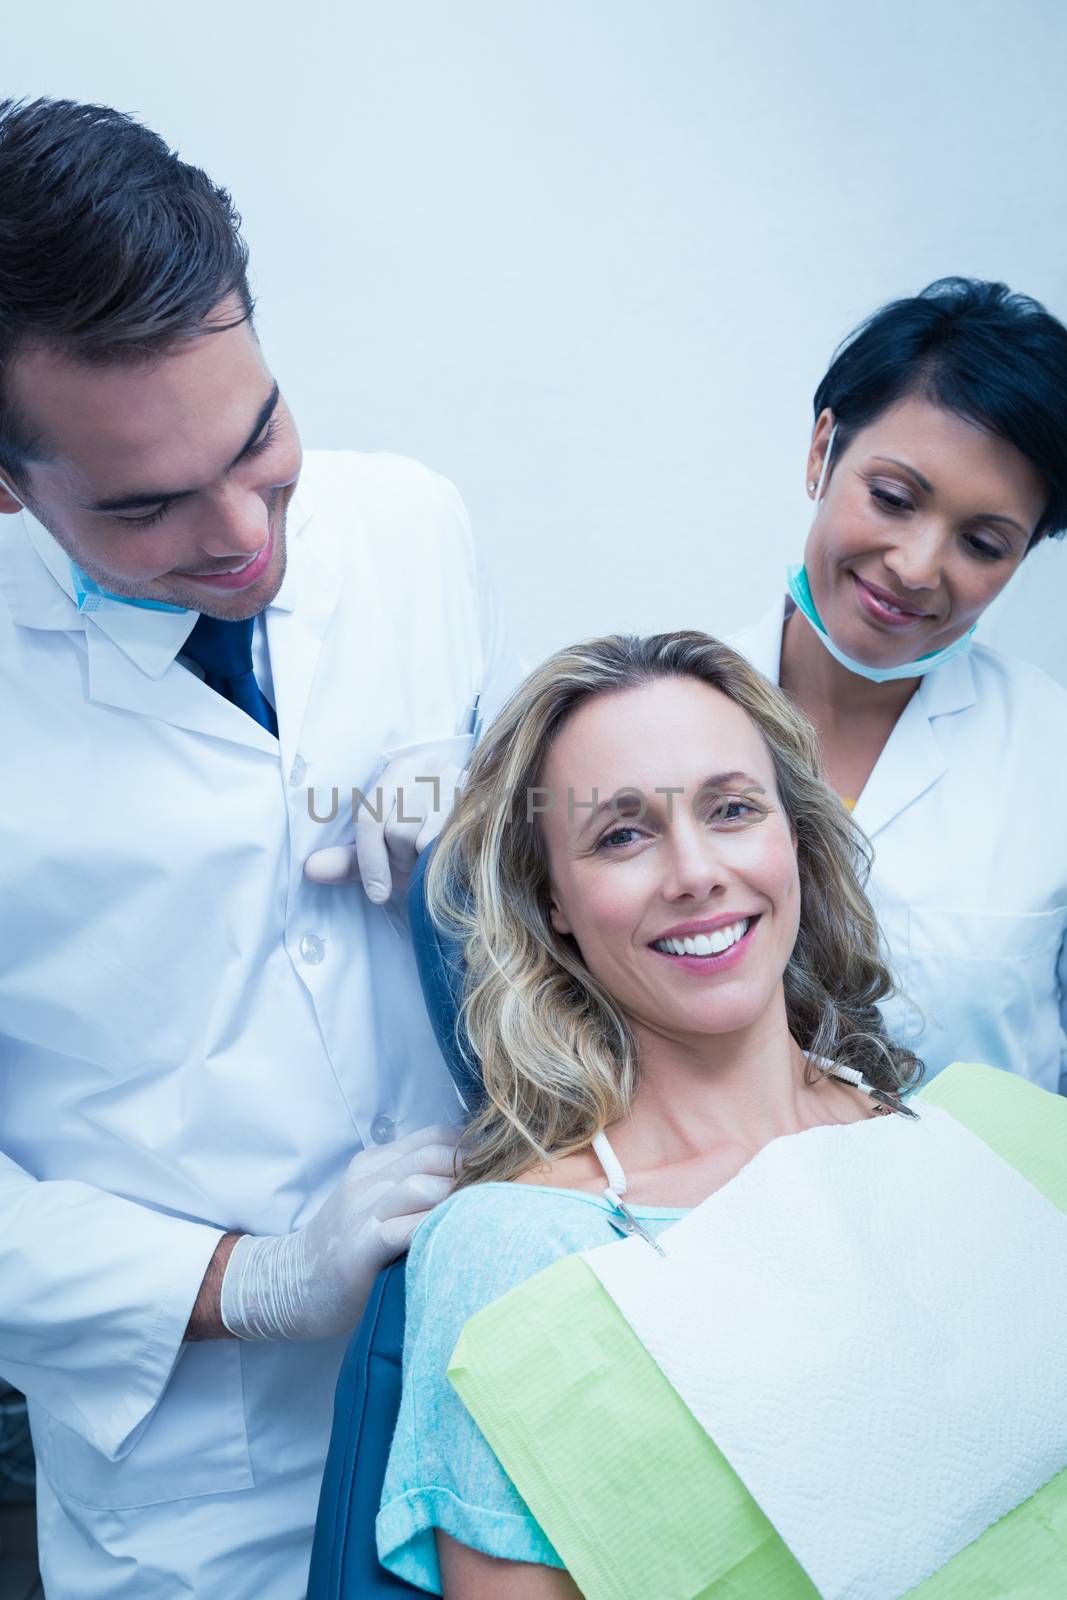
[731, 277, 1067, 1093]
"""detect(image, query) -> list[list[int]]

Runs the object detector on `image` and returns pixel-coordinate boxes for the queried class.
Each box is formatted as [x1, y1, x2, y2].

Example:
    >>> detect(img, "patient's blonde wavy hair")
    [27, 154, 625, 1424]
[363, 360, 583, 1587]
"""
[428, 632, 922, 1188]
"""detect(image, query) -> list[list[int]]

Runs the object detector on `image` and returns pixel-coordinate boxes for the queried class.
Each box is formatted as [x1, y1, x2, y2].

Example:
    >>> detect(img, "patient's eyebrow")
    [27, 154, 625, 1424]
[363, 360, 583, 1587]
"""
[84, 383, 281, 512]
[695, 770, 766, 795]
[576, 770, 764, 837]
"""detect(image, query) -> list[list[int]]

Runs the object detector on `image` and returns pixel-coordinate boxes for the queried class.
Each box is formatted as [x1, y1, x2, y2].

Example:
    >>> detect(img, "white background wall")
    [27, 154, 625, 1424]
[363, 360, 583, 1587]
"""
[8, 0, 1067, 680]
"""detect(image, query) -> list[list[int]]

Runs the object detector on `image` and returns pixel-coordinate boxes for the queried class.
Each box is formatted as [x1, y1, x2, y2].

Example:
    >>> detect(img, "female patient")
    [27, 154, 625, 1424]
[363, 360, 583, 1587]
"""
[375, 632, 1066, 1598]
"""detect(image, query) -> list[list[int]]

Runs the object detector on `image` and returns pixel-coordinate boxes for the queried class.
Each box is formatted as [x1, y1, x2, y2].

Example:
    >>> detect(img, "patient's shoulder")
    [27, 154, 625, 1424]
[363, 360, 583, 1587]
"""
[409, 1179, 549, 1249]
[405, 1180, 622, 1329]
[409, 1179, 606, 1264]
[512, 1145, 610, 1194]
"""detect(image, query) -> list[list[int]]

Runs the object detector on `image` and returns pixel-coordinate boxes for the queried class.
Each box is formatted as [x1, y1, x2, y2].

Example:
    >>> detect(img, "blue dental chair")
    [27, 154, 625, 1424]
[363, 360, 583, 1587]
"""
[307, 845, 474, 1599]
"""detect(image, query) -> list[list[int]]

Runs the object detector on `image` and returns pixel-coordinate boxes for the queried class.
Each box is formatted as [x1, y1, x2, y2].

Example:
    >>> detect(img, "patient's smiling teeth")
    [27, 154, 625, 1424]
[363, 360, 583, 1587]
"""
[653, 918, 750, 957]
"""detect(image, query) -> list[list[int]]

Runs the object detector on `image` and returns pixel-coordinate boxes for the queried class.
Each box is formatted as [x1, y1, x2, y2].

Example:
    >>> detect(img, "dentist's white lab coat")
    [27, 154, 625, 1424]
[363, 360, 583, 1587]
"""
[0, 451, 515, 1598]
[731, 598, 1067, 1093]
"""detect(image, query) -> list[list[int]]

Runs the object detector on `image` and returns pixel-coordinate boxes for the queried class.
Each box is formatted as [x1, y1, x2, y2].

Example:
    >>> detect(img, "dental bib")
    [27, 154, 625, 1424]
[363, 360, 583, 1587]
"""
[449, 1064, 1067, 1600]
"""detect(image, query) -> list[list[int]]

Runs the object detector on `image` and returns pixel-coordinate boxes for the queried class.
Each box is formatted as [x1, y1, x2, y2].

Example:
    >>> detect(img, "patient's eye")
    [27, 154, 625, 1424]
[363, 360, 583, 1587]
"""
[598, 825, 645, 850]
[707, 794, 765, 825]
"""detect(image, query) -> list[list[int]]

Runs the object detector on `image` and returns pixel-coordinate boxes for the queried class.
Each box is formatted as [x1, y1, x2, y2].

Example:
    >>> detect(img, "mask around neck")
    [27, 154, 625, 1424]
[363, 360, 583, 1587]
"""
[70, 562, 190, 615]
[786, 564, 975, 684]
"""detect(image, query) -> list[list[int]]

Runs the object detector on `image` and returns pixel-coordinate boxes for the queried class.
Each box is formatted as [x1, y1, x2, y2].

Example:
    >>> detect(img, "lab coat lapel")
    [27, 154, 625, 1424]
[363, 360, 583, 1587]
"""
[851, 653, 976, 841]
[6, 511, 274, 751]
[262, 505, 341, 761]
[733, 590, 978, 842]
[85, 622, 279, 754]
[849, 700, 946, 842]
[6, 518, 272, 750]
[728, 596, 786, 681]
[0, 513, 81, 631]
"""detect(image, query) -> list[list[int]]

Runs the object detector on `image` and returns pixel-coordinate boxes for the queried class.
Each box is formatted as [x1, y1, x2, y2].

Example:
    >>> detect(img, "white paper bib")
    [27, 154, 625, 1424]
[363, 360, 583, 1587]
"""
[581, 1104, 1067, 1600]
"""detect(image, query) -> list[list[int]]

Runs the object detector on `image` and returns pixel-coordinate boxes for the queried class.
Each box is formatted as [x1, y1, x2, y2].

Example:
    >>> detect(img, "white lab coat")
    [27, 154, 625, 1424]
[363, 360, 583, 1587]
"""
[0, 451, 517, 1598]
[730, 598, 1067, 1093]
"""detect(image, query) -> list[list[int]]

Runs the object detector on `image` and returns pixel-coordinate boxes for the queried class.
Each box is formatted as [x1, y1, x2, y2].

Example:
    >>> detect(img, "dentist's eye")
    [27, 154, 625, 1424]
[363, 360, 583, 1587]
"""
[242, 417, 280, 462]
[113, 502, 173, 529]
[965, 532, 1008, 561]
[870, 486, 913, 514]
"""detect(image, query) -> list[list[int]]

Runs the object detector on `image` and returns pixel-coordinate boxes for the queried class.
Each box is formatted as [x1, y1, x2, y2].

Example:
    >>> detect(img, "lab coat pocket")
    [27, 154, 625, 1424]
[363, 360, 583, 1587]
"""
[376, 731, 477, 772]
[900, 904, 1067, 1086]
[37, 1341, 252, 1510]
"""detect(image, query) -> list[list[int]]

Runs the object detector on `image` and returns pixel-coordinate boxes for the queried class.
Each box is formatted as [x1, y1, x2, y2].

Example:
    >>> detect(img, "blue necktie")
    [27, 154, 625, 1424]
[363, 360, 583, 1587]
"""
[182, 614, 278, 737]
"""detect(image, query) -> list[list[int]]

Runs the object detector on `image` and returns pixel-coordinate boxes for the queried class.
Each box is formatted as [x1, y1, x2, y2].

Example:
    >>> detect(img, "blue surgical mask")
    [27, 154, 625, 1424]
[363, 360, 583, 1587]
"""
[793, 423, 975, 684]
[70, 564, 190, 615]
[786, 564, 975, 683]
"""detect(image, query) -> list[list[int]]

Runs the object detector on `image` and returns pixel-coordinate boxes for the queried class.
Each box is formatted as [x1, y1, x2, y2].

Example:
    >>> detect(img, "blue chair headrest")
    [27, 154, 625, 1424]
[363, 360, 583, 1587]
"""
[407, 843, 484, 1107]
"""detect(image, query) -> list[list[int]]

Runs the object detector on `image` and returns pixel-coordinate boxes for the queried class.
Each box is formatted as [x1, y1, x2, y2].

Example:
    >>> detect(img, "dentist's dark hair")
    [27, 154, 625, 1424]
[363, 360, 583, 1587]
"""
[814, 277, 1067, 546]
[0, 97, 254, 489]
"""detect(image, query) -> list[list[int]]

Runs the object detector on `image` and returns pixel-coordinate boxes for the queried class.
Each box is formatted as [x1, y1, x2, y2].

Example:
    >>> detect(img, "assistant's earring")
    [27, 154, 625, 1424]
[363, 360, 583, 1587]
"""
[807, 481, 817, 495]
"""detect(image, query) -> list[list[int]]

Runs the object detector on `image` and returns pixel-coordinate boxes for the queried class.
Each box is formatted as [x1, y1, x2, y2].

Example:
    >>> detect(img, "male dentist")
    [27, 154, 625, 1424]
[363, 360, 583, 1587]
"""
[0, 98, 512, 1598]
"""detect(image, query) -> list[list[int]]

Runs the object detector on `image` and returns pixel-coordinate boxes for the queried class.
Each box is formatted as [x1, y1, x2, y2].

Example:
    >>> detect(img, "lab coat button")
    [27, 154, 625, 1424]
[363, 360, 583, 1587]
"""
[299, 932, 325, 964]
[289, 755, 308, 786]
[371, 1115, 396, 1144]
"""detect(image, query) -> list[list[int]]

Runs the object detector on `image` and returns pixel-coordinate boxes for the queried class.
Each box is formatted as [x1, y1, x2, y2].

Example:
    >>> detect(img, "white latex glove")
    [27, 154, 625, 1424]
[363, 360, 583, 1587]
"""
[303, 736, 473, 903]
[220, 1125, 462, 1340]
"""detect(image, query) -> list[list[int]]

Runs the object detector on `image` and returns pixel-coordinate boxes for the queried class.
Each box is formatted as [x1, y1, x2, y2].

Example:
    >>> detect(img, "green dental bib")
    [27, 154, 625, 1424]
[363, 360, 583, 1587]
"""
[448, 1065, 1067, 1599]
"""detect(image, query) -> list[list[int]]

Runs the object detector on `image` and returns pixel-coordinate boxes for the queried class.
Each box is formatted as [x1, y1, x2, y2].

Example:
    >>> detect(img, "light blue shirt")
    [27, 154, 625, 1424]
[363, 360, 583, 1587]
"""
[377, 1181, 685, 1595]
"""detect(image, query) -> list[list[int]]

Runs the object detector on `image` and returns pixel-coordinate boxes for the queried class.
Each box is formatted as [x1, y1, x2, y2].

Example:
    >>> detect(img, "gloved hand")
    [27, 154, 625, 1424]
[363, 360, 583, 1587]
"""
[220, 1125, 462, 1339]
[303, 736, 473, 904]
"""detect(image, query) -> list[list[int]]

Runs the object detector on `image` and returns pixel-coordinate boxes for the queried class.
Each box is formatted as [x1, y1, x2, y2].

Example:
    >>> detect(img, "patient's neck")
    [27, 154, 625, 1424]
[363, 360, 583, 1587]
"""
[638, 1005, 798, 1134]
[513, 994, 867, 1204]
[612, 996, 860, 1188]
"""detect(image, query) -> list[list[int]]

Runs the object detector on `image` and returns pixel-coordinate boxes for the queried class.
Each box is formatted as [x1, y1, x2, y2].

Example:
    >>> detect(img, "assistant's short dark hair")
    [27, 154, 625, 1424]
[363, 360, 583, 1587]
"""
[814, 277, 1067, 545]
[0, 98, 254, 484]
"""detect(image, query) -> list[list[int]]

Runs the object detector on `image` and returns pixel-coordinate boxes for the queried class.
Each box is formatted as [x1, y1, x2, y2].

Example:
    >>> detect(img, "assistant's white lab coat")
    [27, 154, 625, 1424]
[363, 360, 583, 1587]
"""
[0, 451, 516, 1598]
[731, 598, 1067, 1092]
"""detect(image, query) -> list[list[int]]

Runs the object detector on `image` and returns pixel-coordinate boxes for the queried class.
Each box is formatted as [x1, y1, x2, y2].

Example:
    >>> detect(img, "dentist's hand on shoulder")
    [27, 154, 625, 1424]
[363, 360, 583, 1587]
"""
[188, 1126, 463, 1341]
[302, 740, 470, 903]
